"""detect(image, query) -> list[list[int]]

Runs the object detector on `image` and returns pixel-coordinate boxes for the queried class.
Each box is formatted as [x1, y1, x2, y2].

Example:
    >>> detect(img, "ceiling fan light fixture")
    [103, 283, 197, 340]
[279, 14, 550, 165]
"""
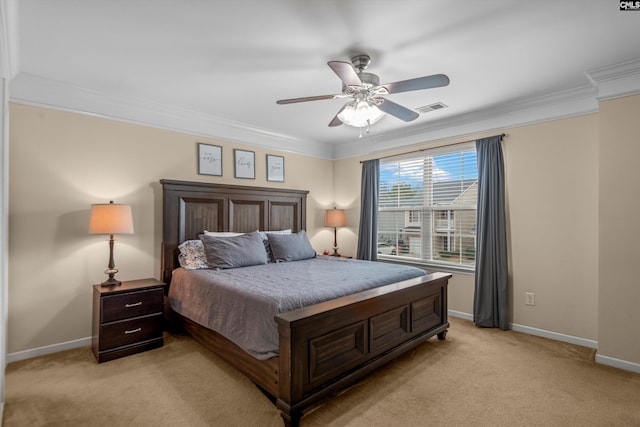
[337, 99, 385, 128]
[276, 54, 449, 132]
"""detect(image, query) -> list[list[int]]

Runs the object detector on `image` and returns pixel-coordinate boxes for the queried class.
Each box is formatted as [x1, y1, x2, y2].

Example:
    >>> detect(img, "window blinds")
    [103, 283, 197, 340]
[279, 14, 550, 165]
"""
[378, 143, 478, 269]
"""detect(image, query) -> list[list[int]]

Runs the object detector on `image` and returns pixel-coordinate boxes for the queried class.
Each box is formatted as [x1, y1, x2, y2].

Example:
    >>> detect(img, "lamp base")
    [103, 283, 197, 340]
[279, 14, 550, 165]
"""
[101, 267, 121, 287]
[331, 227, 341, 257]
[100, 277, 122, 287]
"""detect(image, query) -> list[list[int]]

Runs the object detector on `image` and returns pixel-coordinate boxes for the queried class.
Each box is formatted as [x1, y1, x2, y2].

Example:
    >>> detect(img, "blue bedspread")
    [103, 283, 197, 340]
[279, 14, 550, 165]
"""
[168, 256, 426, 360]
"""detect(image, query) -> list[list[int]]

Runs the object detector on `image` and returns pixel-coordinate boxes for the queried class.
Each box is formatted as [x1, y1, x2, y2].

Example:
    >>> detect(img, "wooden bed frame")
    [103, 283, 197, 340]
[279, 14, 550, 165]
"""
[160, 179, 451, 426]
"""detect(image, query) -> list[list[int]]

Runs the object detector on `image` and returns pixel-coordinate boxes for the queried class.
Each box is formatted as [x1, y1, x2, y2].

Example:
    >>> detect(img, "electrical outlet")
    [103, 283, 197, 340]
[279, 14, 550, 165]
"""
[525, 292, 535, 306]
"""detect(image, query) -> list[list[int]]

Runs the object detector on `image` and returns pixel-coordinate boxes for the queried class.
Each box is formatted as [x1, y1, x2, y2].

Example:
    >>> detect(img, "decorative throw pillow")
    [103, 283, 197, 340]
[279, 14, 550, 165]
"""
[258, 229, 292, 262]
[267, 230, 316, 262]
[200, 231, 268, 269]
[177, 240, 210, 270]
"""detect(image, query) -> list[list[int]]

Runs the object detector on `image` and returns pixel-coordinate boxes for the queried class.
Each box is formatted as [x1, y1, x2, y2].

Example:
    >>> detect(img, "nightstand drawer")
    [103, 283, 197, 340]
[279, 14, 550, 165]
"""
[101, 288, 163, 323]
[99, 313, 163, 351]
[92, 278, 165, 363]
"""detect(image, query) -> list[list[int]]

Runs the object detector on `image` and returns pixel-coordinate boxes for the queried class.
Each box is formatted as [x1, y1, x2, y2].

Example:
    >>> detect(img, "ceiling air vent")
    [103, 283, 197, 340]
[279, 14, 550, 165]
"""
[416, 102, 447, 114]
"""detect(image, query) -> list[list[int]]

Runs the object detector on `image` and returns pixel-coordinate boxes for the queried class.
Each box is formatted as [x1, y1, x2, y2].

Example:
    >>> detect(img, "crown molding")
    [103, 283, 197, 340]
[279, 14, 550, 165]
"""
[338, 57, 640, 160]
[332, 84, 599, 160]
[586, 57, 640, 101]
[9, 57, 640, 161]
[9, 72, 334, 159]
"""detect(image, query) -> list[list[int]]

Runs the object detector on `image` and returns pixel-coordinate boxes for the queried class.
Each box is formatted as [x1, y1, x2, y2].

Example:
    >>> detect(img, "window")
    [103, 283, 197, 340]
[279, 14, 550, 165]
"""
[407, 210, 421, 224]
[377, 143, 477, 270]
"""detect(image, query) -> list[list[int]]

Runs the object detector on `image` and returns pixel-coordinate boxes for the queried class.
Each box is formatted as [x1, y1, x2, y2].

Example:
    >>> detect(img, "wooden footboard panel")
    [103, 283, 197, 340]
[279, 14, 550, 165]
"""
[274, 272, 450, 425]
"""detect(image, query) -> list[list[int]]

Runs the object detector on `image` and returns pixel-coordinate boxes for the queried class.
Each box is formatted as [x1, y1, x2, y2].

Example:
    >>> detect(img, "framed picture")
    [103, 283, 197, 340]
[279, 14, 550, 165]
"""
[197, 143, 222, 176]
[266, 154, 285, 182]
[234, 149, 255, 179]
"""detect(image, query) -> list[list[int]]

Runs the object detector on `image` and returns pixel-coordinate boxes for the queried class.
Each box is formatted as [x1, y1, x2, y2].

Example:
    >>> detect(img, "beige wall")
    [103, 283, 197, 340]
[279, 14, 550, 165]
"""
[334, 115, 600, 341]
[8, 103, 334, 354]
[505, 116, 599, 338]
[9, 96, 640, 369]
[598, 94, 640, 364]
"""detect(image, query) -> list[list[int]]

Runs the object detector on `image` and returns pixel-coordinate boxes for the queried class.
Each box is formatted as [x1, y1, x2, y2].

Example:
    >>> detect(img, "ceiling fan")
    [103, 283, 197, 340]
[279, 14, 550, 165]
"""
[276, 54, 449, 132]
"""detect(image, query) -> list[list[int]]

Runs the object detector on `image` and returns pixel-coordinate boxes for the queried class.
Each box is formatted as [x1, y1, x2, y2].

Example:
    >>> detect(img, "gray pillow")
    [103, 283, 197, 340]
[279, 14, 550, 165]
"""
[258, 229, 292, 262]
[200, 231, 268, 269]
[267, 230, 316, 262]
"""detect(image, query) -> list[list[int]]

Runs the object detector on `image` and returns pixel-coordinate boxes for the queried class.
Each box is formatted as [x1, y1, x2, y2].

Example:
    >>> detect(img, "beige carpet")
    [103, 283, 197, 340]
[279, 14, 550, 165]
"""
[4, 317, 640, 427]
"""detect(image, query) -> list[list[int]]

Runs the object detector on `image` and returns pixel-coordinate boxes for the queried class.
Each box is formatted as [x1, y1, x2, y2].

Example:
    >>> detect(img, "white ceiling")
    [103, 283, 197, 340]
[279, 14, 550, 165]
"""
[6, 0, 640, 158]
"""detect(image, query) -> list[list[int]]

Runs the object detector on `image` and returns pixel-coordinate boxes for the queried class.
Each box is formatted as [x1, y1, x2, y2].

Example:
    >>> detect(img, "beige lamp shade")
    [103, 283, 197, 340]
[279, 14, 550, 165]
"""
[324, 208, 347, 228]
[89, 201, 134, 235]
[324, 207, 346, 257]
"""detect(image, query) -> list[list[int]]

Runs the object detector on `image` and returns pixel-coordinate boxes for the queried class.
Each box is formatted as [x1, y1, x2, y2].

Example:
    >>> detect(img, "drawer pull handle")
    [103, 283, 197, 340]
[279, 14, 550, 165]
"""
[125, 302, 142, 308]
[124, 328, 142, 335]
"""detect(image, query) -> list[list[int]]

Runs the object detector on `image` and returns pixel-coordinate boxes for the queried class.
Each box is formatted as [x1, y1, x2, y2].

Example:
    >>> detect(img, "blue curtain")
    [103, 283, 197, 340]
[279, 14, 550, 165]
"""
[473, 135, 508, 330]
[356, 159, 379, 261]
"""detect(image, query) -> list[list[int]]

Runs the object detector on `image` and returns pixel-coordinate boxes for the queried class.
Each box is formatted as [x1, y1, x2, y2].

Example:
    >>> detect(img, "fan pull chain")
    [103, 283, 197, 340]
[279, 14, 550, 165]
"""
[358, 119, 372, 139]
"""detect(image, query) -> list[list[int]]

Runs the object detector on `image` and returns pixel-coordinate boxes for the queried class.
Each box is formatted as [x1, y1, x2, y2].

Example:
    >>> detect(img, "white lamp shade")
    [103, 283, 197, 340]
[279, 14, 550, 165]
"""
[88, 202, 134, 235]
[324, 208, 347, 228]
[337, 100, 385, 128]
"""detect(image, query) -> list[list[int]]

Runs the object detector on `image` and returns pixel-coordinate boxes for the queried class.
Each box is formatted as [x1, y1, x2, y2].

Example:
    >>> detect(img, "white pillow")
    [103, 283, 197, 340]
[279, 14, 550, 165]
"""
[203, 230, 245, 237]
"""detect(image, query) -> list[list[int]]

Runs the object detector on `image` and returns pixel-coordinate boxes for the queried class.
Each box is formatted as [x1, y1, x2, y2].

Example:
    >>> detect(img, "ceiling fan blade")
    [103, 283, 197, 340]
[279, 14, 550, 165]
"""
[376, 98, 419, 122]
[276, 94, 340, 104]
[328, 61, 362, 87]
[383, 74, 450, 94]
[328, 104, 347, 127]
[328, 115, 343, 127]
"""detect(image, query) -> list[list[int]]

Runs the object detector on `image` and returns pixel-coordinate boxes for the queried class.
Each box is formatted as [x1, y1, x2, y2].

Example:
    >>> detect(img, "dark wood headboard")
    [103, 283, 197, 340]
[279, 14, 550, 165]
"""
[160, 179, 309, 284]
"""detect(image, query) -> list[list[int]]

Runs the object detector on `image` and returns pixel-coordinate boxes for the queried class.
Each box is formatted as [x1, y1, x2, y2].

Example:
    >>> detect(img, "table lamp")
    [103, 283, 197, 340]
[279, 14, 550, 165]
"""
[324, 207, 347, 257]
[89, 201, 134, 286]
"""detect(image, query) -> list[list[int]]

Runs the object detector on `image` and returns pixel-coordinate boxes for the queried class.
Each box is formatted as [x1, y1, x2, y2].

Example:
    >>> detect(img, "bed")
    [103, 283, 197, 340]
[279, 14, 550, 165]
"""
[160, 179, 451, 426]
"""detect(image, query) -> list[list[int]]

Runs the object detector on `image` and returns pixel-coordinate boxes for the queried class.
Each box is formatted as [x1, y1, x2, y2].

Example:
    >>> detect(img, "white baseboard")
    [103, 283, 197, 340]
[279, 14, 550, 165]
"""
[7, 317, 640, 376]
[510, 322, 598, 349]
[449, 310, 640, 373]
[448, 310, 599, 349]
[448, 309, 473, 321]
[6, 337, 91, 364]
[595, 353, 640, 374]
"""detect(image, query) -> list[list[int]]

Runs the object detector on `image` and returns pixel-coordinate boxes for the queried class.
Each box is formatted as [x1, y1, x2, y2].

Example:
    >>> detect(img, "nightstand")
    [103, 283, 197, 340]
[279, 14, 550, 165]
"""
[92, 278, 165, 363]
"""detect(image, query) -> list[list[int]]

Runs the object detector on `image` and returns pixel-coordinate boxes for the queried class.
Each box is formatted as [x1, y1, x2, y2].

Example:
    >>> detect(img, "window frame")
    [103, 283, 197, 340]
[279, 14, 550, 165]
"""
[376, 143, 477, 274]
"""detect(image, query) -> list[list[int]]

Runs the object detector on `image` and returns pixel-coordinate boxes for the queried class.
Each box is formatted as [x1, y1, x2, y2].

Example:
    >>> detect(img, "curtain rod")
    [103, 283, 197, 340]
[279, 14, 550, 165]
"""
[360, 133, 506, 163]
